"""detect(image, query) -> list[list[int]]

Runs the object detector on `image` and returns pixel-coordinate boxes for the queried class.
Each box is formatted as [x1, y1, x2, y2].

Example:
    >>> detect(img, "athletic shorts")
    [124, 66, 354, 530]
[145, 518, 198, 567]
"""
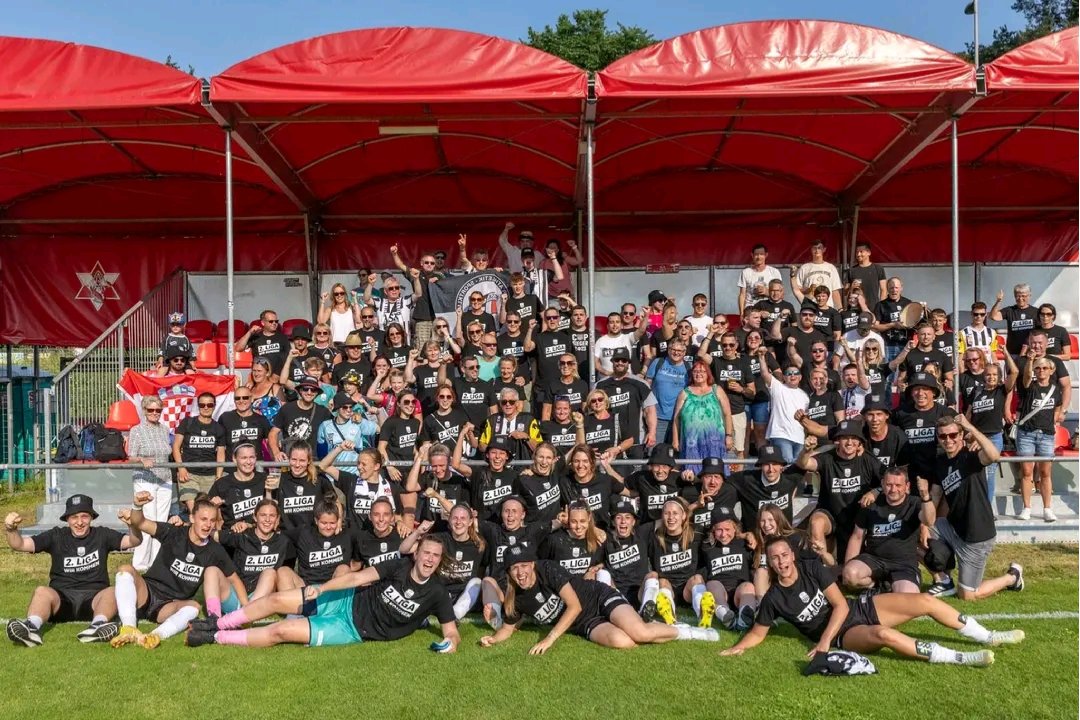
[222, 588, 242, 615]
[810, 507, 855, 556]
[306, 588, 363, 647]
[729, 413, 747, 453]
[137, 582, 176, 622]
[573, 585, 631, 639]
[851, 554, 919, 587]
[178, 473, 216, 501]
[835, 593, 881, 649]
[930, 518, 993, 592]
[53, 588, 101, 623]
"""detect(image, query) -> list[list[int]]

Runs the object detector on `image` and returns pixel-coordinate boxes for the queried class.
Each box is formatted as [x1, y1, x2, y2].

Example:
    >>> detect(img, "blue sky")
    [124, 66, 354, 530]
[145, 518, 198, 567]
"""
[7, 1, 1021, 73]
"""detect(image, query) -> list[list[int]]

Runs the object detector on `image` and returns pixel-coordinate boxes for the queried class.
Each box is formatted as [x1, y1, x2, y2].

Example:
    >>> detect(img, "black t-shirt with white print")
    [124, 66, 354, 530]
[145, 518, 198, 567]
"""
[285, 525, 353, 584]
[755, 557, 837, 643]
[726, 469, 802, 528]
[247, 332, 290, 372]
[217, 528, 295, 591]
[176, 417, 226, 464]
[602, 527, 651, 594]
[351, 558, 456, 642]
[1018, 382, 1060, 434]
[541, 530, 603, 576]
[31, 525, 124, 595]
[217, 411, 272, 456]
[352, 527, 403, 568]
[142, 522, 236, 601]
[478, 520, 548, 580]
[814, 451, 882, 530]
[274, 472, 336, 531]
[597, 376, 650, 442]
[420, 408, 470, 455]
[967, 385, 1007, 435]
[379, 417, 420, 463]
[208, 471, 269, 524]
[432, 532, 487, 590]
[683, 483, 740, 534]
[272, 401, 333, 448]
[451, 377, 497, 428]
[625, 470, 681, 523]
[469, 467, 519, 522]
[864, 425, 908, 469]
[533, 331, 573, 387]
[644, 524, 701, 588]
[540, 420, 579, 456]
[894, 404, 950, 479]
[415, 471, 470, 528]
[559, 472, 625, 529]
[699, 537, 753, 588]
[805, 390, 843, 429]
[1001, 306, 1037, 354]
[854, 495, 922, 566]
[514, 473, 563, 526]
[710, 355, 752, 414]
[334, 470, 405, 528]
[931, 448, 994, 543]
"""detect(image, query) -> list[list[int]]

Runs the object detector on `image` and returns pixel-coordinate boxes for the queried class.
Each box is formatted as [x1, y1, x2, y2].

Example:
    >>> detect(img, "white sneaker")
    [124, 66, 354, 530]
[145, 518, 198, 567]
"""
[1017, 507, 1031, 521]
[1043, 508, 1057, 523]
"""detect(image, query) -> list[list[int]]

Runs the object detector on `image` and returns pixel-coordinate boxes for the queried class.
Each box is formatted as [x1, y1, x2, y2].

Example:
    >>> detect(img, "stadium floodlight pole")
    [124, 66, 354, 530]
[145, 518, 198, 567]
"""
[951, 116, 961, 409]
[586, 121, 596, 384]
[225, 128, 236, 375]
[964, 1, 979, 68]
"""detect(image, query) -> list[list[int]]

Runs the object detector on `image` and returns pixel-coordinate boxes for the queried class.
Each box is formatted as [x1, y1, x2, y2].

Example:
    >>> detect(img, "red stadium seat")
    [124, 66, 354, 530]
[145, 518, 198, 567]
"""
[183, 319, 214, 344]
[1070, 334, 1078, 357]
[104, 400, 140, 431]
[215, 319, 248, 342]
[1054, 425, 1073, 453]
[725, 314, 740, 328]
[193, 342, 220, 370]
[219, 345, 253, 369]
[594, 316, 608, 335]
[282, 318, 312, 337]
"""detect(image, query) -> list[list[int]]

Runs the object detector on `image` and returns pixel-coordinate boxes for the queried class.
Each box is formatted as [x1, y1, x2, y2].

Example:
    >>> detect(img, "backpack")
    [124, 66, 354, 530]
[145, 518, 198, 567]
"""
[54, 425, 81, 463]
[93, 426, 127, 462]
[79, 423, 103, 460]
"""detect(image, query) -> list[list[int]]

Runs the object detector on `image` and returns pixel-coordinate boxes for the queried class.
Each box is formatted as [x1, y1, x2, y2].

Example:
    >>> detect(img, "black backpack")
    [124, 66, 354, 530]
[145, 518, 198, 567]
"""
[54, 425, 81, 463]
[79, 423, 102, 460]
[93, 425, 127, 462]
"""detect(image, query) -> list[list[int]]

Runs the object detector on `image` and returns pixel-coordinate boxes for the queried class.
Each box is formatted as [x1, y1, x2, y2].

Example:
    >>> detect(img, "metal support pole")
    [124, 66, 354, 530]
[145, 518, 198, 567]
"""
[973, 0, 980, 69]
[850, 205, 860, 268]
[951, 118, 962, 408]
[117, 322, 125, 385]
[585, 123, 597, 385]
[43, 388, 54, 503]
[5, 381, 13, 492]
[305, 214, 318, 320]
[31, 347, 39, 468]
[225, 129, 236, 376]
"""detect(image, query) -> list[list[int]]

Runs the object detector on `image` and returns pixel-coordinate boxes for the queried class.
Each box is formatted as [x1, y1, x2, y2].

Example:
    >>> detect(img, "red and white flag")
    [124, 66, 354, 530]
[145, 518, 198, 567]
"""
[117, 370, 236, 434]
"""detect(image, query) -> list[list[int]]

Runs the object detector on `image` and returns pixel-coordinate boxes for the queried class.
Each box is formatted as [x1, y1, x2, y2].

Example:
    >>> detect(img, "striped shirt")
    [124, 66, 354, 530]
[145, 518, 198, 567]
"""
[959, 325, 999, 355]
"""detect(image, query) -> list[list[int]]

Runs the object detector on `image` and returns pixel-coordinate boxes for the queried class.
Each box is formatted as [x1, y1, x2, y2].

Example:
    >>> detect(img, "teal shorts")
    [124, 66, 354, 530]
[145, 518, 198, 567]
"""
[307, 588, 363, 647]
[222, 588, 242, 615]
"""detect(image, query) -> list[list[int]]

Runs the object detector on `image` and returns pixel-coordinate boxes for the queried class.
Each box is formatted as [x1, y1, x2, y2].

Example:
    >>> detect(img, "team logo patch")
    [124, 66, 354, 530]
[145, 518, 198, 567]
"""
[405, 589, 415, 598]
[296, 485, 304, 494]
[323, 541, 331, 550]
[261, 545, 269, 554]
[844, 468, 851, 477]
[77, 547, 86, 556]
[241, 421, 248, 428]
[771, 491, 778, 498]
[455, 551, 463, 561]
[888, 514, 896, 522]
[244, 488, 251, 497]
[75, 261, 120, 311]
[799, 592, 810, 603]
[722, 547, 730, 555]
[916, 419, 924, 428]
[380, 542, 388, 553]
[508, 536, 516, 544]
[572, 547, 580, 557]
[186, 552, 195, 562]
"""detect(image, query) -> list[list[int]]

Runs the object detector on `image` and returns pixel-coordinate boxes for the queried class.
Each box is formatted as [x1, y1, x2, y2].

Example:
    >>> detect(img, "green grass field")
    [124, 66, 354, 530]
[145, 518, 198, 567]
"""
[0, 482, 1076, 720]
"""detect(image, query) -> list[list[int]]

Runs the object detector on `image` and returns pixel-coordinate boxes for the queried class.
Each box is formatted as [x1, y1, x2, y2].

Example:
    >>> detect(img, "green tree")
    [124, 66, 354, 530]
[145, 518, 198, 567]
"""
[163, 54, 196, 76]
[961, 0, 1078, 63]
[525, 9, 656, 71]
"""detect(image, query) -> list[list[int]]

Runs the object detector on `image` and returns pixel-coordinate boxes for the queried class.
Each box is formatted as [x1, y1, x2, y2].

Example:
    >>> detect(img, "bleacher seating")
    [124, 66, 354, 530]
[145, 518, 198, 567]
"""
[215, 319, 248, 341]
[104, 400, 140, 431]
[183, 319, 215, 343]
[193, 342, 220, 370]
[282, 318, 312, 337]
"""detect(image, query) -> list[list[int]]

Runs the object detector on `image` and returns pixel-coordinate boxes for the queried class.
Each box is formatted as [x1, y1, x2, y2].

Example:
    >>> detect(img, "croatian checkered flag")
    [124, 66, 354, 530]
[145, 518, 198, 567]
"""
[118, 369, 236, 434]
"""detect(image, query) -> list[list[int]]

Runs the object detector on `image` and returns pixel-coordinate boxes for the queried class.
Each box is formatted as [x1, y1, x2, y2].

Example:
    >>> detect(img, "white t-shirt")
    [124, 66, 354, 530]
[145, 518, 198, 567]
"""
[594, 334, 635, 375]
[738, 265, 783, 304]
[794, 262, 843, 306]
[766, 381, 808, 443]
[834, 329, 886, 359]
[683, 315, 713, 346]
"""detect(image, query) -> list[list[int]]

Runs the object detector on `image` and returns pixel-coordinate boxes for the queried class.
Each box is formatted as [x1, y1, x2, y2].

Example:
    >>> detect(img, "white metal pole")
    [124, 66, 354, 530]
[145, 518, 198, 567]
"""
[951, 118, 961, 408]
[225, 129, 236, 376]
[586, 123, 596, 385]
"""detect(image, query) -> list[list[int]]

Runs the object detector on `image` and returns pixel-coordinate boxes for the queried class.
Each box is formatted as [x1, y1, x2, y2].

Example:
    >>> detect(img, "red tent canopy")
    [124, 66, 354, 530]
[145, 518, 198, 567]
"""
[210, 27, 588, 269]
[591, 20, 1075, 265]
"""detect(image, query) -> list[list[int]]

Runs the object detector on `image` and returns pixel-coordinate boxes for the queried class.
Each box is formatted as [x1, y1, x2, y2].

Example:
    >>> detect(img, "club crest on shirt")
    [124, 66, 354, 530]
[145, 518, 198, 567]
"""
[323, 541, 331, 550]
[888, 514, 896, 522]
[77, 546, 86, 556]
[244, 488, 251, 497]
[536, 592, 545, 603]
[771, 491, 778, 498]
[405, 589, 414, 598]
[799, 591, 810, 603]
[722, 546, 730, 554]
[844, 468, 851, 477]
[572, 547, 580, 557]
[508, 535, 516, 544]
[916, 419, 923, 428]
[455, 551, 463, 561]
[380, 542, 388, 553]
[185, 552, 195, 563]
[261, 545, 269, 554]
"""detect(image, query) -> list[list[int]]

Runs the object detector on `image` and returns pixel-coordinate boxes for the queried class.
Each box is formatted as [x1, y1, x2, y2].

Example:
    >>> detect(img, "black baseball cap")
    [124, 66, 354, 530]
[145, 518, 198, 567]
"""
[830, 418, 865, 443]
[332, 391, 354, 409]
[710, 507, 738, 526]
[699, 457, 725, 476]
[648, 290, 667, 305]
[296, 376, 321, 391]
[611, 347, 631, 361]
[520, 248, 535, 258]
[613, 498, 637, 516]
[290, 325, 311, 340]
[757, 445, 786, 466]
[862, 396, 892, 414]
[505, 543, 537, 565]
[486, 435, 515, 458]
[61, 494, 98, 521]
[648, 443, 677, 468]
[906, 372, 942, 397]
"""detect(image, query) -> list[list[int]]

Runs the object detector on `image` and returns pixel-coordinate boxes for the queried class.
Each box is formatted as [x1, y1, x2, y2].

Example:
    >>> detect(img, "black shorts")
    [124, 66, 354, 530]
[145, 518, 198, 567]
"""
[137, 583, 176, 622]
[811, 508, 856, 551]
[572, 585, 631, 639]
[852, 554, 920, 586]
[53, 588, 102, 623]
[835, 594, 881, 649]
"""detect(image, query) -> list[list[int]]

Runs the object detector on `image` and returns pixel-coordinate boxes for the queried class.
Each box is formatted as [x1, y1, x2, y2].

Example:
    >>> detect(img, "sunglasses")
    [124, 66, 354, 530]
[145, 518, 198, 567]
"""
[198, 402, 215, 409]
[622, 311, 636, 316]
[784, 371, 801, 377]
[399, 399, 416, 406]
[716, 320, 728, 325]
[483, 342, 497, 347]
[315, 331, 329, 335]
[589, 397, 606, 404]
[361, 314, 375, 319]
[720, 343, 737, 349]
[1039, 311, 1054, 316]
[938, 431, 962, 441]
[506, 319, 521, 324]
[338, 405, 354, 411]
[500, 399, 518, 405]
[463, 365, 479, 370]
[333, 292, 346, 297]
[421, 260, 436, 266]
[468, 329, 483, 335]
[437, 394, 455, 400]
[145, 408, 162, 414]
[559, 360, 576, 366]
[435, 323, 448, 329]
[612, 358, 629, 363]
[470, 297, 484, 302]
[693, 302, 707, 307]
[971, 312, 986, 317]
[234, 395, 251, 401]
[545, 315, 560, 321]
[299, 387, 318, 393]
[170, 357, 186, 362]
[385, 286, 401, 291]
[812, 348, 827, 353]
[264, 319, 279, 324]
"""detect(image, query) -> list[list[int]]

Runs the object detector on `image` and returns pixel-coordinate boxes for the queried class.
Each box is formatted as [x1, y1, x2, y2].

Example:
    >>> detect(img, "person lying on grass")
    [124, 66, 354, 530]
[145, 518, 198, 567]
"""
[478, 544, 719, 654]
[185, 534, 459, 651]
[719, 537, 1024, 667]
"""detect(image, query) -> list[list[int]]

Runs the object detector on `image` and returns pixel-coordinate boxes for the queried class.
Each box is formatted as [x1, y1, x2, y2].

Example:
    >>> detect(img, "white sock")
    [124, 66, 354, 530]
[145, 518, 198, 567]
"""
[928, 642, 962, 664]
[957, 615, 992, 643]
[453, 578, 482, 620]
[91, 615, 109, 626]
[639, 578, 659, 612]
[660, 588, 675, 607]
[595, 569, 613, 587]
[152, 605, 198, 640]
[487, 602, 503, 629]
[716, 604, 733, 623]
[116, 572, 138, 627]
[675, 625, 719, 641]
[27, 615, 43, 630]
[691, 583, 706, 617]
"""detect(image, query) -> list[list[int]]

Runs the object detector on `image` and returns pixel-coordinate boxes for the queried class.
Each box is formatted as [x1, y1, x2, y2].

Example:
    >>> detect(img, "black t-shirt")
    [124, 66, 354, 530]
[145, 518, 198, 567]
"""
[496, 333, 532, 381]
[683, 483, 739, 533]
[624, 470, 681, 522]
[285, 350, 313, 389]
[812, 307, 842, 342]
[504, 560, 574, 626]
[865, 426, 908, 469]
[176, 417, 226, 465]
[727, 469, 802, 527]
[855, 495, 922, 566]
[311, 344, 339, 367]
[541, 530, 603, 576]
[1001, 306, 1036, 354]
[839, 309, 861, 334]
[470, 467, 519, 522]
[247, 332, 290, 371]
[581, 415, 620, 456]
[413, 364, 442, 414]
[217, 411, 272, 456]
[514, 473, 563, 526]
[379, 417, 420, 462]
[968, 385, 1007, 435]
[420, 408, 470, 455]
[272, 401, 333, 449]
[415, 471, 471, 528]
[352, 558, 456, 641]
[814, 451, 882, 529]
[780, 326, 829, 367]
[844, 264, 885, 293]
[432, 532, 487, 589]
[334, 470, 405, 527]
[478, 520, 548, 579]
[385, 345, 411, 371]
[331, 358, 372, 389]
[597, 376, 651, 442]
[541, 377, 589, 412]
[160, 333, 195, 360]
[894, 404, 950, 479]
[285, 525, 353, 584]
[505, 295, 542, 326]
[602, 528, 651, 593]
[31, 526, 124, 595]
[560, 472, 625, 529]
[699, 537, 753, 587]
[1044, 325, 1072, 356]
[451, 377, 496, 428]
[958, 371, 986, 410]
[274, 472, 337, 531]
[533, 331, 573, 386]
[644, 524, 701, 587]
[747, 351, 780, 404]
[874, 297, 913, 345]
[931, 449, 995, 543]
[142, 523, 236, 601]
[463, 310, 497, 335]
[754, 299, 796, 328]
[933, 331, 956, 363]
[805, 390, 843, 428]
[346, 327, 385, 357]
[902, 348, 953, 378]
[570, 329, 591, 368]
[208, 472, 269, 523]
[352, 527, 403, 568]
[755, 557, 837, 642]
[864, 362, 890, 400]
[540, 420, 579, 456]
[710, 355, 753, 414]
[217, 528, 295, 588]
[412, 271, 439, 322]
[1018, 382, 1060, 434]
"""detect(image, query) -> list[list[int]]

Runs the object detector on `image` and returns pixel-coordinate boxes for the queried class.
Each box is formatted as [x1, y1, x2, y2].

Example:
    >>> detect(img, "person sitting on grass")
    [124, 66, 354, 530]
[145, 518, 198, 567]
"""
[720, 537, 1024, 668]
[215, 498, 296, 604]
[110, 492, 245, 649]
[184, 535, 460, 651]
[477, 544, 719, 654]
[5, 495, 143, 647]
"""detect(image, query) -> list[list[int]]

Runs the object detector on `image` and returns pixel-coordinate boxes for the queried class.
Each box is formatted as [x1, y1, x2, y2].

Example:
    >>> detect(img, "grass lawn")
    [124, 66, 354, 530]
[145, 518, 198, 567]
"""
[0, 482, 1076, 720]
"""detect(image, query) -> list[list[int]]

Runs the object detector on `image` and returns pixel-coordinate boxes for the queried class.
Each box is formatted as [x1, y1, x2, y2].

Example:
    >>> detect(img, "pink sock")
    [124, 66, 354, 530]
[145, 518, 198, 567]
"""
[205, 597, 222, 618]
[215, 630, 249, 646]
[217, 608, 251, 630]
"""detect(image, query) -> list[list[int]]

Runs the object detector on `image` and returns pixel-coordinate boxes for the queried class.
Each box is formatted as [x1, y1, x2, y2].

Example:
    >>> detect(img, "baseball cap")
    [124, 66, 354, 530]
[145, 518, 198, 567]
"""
[830, 418, 865, 443]
[648, 290, 667, 305]
[613, 498, 637, 516]
[799, 303, 817, 315]
[168, 312, 186, 325]
[906, 372, 942, 396]
[60, 494, 99, 521]
[710, 507, 738, 526]
[164, 345, 188, 360]
[699, 457, 725, 476]
[611, 347, 631, 361]
[332, 391, 354, 409]
[648, 443, 677, 468]
[296, 376, 321, 391]
[857, 312, 875, 330]
[290, 325, 312, 340]
[505, 543, 537, 565]
[862, 396, 892, 414]
[486, 435, 515, 458]
[520, 248, 535, 258]
[757, 445, 786, 466]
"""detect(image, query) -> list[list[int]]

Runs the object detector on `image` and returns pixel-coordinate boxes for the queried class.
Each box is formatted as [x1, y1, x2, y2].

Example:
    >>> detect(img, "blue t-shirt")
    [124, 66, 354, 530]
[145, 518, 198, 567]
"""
[647, 358, 690, 420]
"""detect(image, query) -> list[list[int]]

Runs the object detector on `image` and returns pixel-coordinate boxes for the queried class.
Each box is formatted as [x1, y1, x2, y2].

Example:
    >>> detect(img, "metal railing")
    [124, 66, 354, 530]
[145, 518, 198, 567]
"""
[49, 269, 185, 435]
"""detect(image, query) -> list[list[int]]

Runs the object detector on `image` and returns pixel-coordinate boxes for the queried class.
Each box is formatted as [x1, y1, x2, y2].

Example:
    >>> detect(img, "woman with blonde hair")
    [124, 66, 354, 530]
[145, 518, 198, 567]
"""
[640, 498, 707, 626]
[317, 282, 359, 345]
[541, 502, 605, 578]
